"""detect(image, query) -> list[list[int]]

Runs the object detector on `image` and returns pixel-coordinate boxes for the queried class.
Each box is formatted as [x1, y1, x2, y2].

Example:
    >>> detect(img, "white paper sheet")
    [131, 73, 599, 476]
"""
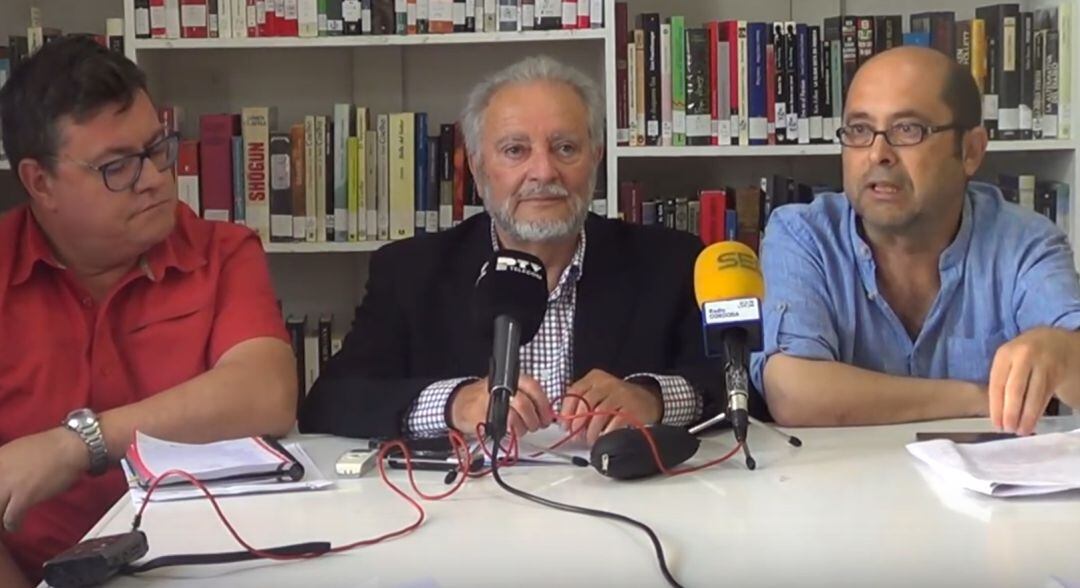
[123, 443, 333, 507]
[907, 429, 1080, 497]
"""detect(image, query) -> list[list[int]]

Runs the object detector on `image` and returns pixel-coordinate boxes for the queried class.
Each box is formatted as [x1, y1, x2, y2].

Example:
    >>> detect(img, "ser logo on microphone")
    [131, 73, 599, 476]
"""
[715, 251, 759, 272]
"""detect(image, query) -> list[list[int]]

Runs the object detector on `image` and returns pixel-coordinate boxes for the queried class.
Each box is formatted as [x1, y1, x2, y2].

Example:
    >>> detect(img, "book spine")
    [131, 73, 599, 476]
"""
[151, 0, 168, 38]
[1059, 5, 1071, 138]
[1020, 12, 1033, 139]
[425, 136, 439, 233]
[716, 26, 731, 145]
[324, 118, 334, 241]
[749, 22, 768, 145]
[1044, 28, 1059, 139]
[634, 29, 646, 145]
[299, 0, 320, 35]
[498, 0, 518, 31]
[414, 112, 428, 235]
[177, 140, 201, 215]
[660, 22, 672, 147]
[389, 113, 416, 240]
[1034, 26, 1044, 139]
[737, 21, 748, 146]
[106, 18, 125, 54]
[347, 136, 359, 241]
[242, 107, 273, 241]
[1000, 7, 1022, 140]
[377, 114, 391, 240]
[304, 116, 317, 240]
[136, 0, 152, 38]
[199, 114, 238, 222]
[290, 123, 307, 240]
[644, 13, 661, 146]
[808, 25, 822, 143]
[708, 22, 720, 146]
[333, 104, 351, 241]
[685, 28, 711, 146]
[438, 124, 455, 230]
[269, 133, 294, 242]
[365, 130, 378, 239]
[796, 23, 809, 145]
[670, 16, 686, 146]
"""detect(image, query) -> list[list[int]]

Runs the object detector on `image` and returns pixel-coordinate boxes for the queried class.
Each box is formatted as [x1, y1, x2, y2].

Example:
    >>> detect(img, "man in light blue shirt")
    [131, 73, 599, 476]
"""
[752, 46, 1080, 436]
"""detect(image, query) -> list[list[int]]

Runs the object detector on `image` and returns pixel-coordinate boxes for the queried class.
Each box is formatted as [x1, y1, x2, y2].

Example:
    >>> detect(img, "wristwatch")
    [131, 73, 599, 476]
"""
[62, 408, 110, 476]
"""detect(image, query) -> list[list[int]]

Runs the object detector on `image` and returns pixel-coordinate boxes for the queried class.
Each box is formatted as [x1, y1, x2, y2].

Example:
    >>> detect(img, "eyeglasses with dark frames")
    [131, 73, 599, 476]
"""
[835, 122, 968, 147]
[56, 132, 180, 192]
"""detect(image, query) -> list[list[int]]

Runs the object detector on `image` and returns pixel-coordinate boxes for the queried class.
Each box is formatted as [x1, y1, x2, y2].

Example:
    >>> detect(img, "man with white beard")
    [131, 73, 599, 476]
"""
[299, 56, 720, 444]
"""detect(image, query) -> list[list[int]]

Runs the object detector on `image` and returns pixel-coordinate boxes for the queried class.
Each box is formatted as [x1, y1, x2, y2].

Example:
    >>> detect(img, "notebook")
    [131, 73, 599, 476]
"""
[124, 431, 305, 489]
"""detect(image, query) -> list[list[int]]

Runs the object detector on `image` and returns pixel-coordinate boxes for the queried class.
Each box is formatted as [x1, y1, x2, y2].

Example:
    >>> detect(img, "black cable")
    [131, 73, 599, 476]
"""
[489, 444, 685, 588]
[123, 542, 332, 574]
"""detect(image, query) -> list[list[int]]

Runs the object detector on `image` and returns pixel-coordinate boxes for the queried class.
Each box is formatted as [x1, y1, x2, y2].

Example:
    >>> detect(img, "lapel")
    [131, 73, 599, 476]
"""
[572, 215, 639, 378]
[439, 214, 496, 375]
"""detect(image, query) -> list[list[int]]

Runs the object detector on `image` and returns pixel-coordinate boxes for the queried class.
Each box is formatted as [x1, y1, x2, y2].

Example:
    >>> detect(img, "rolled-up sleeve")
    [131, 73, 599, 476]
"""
[1014, 221, 1080, 332]
[751, 211, 841, 394]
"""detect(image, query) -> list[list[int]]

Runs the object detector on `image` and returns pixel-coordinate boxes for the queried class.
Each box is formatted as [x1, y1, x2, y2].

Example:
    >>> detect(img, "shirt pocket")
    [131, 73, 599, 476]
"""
[945, 330, 1007, 383]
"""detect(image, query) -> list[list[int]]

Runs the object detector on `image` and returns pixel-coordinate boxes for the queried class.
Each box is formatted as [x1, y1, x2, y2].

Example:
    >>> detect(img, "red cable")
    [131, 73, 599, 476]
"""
[132, 403, 742, 566]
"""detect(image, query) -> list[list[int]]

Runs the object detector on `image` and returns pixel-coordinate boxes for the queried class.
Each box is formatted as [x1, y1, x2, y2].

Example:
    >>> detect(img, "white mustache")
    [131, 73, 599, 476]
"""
[515, 184, 570, 200]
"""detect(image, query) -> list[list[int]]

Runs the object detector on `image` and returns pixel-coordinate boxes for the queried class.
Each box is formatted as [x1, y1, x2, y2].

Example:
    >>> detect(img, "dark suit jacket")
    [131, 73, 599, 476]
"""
[298, 212, 725, 438]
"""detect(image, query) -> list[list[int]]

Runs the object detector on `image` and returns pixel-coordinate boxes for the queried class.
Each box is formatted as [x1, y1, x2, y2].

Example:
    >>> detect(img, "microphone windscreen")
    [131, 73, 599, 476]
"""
[474, 249, 548, 345]
[694, 241, 765, 307]
[590, 425, 701, 480]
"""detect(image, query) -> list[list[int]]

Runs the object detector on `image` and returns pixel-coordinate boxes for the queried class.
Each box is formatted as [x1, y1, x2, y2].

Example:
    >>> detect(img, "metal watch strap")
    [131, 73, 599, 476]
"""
[80, 419, 109, 476]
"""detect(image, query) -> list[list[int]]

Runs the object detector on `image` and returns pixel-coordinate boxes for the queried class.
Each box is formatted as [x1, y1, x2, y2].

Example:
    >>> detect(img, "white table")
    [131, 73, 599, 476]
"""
[67, 417, 1080, 588]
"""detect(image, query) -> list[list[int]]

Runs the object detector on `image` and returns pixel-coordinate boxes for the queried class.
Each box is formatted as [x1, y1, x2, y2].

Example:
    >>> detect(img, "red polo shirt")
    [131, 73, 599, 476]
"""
[0, 203, 289, 581]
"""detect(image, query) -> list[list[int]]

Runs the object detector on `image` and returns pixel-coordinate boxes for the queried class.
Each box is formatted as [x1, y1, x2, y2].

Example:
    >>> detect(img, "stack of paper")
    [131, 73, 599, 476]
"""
[907, 429, 1080, 497]
[121, 432, 333, 506]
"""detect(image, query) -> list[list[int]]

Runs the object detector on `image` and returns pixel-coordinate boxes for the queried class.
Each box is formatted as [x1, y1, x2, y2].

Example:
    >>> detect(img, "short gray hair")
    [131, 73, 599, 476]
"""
[461, 55, 604, 167]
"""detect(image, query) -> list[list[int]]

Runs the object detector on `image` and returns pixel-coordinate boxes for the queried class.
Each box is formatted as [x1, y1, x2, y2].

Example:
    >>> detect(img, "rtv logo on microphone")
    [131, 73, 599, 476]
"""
[495, 256, 544, 280]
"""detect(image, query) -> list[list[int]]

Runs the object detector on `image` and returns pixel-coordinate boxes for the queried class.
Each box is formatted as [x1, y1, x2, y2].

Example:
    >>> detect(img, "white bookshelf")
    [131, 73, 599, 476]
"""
[116, 0, 1080, 320]
[132, 28, 605, 50]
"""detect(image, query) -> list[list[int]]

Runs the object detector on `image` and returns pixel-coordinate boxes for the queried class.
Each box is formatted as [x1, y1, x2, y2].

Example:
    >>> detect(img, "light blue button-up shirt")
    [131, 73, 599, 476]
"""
[751, 181, 1080, 394]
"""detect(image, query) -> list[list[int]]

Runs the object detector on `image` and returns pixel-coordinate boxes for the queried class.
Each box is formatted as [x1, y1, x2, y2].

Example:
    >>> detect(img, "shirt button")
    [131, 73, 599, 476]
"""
[81, 297, 92, 307]
[867, 292, 877, 300]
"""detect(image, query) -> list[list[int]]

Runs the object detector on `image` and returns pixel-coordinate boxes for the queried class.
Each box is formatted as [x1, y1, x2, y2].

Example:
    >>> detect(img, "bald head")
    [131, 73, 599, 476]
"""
[847, 46, 982, 131]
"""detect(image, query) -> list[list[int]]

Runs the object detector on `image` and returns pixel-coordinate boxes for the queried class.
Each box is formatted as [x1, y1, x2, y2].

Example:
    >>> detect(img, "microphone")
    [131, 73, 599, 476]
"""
[473, 250, 548, 443]
[693, 241, 764, 446]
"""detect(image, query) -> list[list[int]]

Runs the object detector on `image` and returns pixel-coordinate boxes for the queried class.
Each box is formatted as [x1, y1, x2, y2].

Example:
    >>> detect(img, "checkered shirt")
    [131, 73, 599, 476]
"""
[404, 220, 702, 437]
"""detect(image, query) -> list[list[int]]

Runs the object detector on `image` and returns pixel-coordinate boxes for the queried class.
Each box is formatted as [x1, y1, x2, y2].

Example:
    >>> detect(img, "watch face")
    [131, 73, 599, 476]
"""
[65, 408, 96, 429]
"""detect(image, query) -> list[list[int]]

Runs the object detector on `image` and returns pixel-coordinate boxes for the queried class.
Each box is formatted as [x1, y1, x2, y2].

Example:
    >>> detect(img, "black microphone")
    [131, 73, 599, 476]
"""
[473, 250, 548, 442]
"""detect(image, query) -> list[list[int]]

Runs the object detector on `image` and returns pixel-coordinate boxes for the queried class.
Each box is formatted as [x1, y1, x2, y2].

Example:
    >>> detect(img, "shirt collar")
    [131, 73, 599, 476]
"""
[848, 183, 977, 272]
[488, 219, 587, 300]
[10, 203, 206, 287]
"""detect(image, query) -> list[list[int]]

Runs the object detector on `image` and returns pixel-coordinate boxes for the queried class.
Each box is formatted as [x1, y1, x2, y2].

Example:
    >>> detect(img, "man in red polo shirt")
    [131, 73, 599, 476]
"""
[0, 37, 297, 586]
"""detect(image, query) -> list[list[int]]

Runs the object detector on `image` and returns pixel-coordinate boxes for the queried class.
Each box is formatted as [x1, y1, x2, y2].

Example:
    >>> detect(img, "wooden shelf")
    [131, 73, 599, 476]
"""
[263, 241, 391, 254]
[133, 28, 606, 50]
[615, 139, 1078, 158]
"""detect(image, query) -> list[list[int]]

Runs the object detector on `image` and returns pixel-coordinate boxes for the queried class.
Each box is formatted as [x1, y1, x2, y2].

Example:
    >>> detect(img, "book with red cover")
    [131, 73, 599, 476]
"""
[181, 0, 209, 38]
[199, 114, 240, 222]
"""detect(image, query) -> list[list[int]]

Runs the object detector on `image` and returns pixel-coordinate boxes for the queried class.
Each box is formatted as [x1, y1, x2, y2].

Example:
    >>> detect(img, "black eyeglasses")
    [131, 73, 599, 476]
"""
[57, 132, 180, 192]
[835, 122, 967, 147]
